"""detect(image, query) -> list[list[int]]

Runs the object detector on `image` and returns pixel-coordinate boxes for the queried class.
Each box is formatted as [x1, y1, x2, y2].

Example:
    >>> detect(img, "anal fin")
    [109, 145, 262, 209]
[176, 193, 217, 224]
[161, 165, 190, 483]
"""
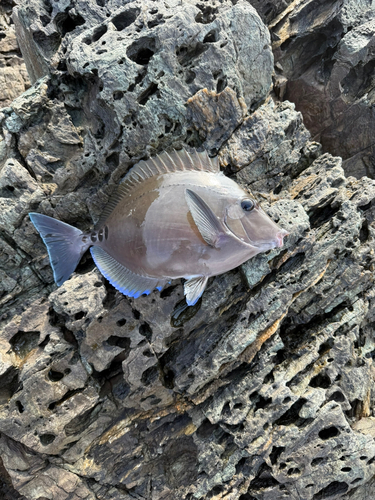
[91, 246, 164, 298]
[184, 276, 208, 306]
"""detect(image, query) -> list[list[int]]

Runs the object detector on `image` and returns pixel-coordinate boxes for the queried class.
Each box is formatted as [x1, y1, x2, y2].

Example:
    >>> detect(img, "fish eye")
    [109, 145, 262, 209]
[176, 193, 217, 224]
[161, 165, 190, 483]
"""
[241, 199, 254, 212]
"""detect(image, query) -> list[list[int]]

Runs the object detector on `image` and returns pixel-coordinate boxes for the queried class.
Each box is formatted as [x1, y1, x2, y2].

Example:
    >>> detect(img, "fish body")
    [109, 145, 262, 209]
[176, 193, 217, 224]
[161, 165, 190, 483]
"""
[29, 149, 288, 305]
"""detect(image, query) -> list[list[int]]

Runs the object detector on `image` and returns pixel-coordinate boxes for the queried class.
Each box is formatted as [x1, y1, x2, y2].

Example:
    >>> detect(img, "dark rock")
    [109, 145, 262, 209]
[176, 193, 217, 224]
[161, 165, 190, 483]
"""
[0, 1, 375, 500]
[270, 0, 375, 179]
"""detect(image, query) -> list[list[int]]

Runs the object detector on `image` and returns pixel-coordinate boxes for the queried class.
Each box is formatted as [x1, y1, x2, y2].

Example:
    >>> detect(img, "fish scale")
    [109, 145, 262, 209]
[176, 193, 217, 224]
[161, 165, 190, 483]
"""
[29, 149, 288, 305]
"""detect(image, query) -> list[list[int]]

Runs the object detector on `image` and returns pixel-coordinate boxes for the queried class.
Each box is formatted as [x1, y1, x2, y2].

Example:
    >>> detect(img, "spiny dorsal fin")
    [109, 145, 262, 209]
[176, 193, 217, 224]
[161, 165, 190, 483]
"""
[95, 148, 219, 229]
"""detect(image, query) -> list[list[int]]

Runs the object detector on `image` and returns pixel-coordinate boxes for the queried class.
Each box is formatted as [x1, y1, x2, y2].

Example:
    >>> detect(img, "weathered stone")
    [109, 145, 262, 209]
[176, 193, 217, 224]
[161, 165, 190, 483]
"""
[0, 5, 30, 108]
[0, 1, 375, 500]
[270, 0, 375, 179]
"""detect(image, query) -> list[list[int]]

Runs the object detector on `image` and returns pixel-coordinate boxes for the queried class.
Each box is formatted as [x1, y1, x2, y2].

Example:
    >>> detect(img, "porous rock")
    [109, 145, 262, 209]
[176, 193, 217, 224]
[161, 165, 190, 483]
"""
[0, 1, 375, 499]
[270, 0, 375, 179]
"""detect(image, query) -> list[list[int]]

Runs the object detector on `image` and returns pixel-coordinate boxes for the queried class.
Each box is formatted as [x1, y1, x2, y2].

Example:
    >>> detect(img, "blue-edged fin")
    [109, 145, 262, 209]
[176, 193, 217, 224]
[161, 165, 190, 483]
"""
[185, 189, 224, 248]
[29, 213, 89, 286]
[90, 246, 164, 298]
[184, 276, 208, 306]
[95, 148, 219, 229]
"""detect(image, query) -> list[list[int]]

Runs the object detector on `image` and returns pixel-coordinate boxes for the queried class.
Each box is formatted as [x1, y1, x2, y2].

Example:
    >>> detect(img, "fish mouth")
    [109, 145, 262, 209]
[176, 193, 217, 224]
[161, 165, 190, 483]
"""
[275, 229, 289, 248]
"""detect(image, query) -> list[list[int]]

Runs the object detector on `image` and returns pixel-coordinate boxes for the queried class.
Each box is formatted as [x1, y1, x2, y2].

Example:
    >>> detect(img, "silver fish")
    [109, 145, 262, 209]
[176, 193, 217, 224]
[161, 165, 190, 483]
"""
[29, 149, 288, 305]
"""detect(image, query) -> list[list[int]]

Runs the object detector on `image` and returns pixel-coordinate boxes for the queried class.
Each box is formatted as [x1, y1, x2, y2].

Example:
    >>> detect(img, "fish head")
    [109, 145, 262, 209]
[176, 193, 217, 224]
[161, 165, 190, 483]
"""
[224, 195, 289, 251]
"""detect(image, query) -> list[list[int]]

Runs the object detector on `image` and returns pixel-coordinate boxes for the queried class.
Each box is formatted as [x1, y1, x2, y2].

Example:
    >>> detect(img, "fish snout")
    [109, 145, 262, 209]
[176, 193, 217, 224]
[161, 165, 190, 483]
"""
[275, 229, 289, 248]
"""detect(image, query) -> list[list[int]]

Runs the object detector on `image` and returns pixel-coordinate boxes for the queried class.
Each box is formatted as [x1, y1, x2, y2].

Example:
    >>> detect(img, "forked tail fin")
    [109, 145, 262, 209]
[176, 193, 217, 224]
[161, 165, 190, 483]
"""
[29, 213, 90, 286]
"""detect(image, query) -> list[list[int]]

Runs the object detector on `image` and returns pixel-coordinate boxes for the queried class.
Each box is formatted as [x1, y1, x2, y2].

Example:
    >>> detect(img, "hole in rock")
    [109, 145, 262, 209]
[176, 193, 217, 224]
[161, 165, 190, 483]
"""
[16, 401, 24, 413]
[309, 373, 331, 389]
[92, 24, 107, 42]
[163, 368, 175, 389]
[48, 370, 64, 382]
[275, 398, 308, 426]
[196, 419, 221, 439]
[105, 152, 120, 167]
[185, 70, 196, 84]
[112, 9, 139, 30]
[127, 38, 156, 65]
[116, 318, 126, 327]
[143, 349, 153, 358]
[138, 82, 159, 105]
[139, 322, 152, 341]
[74, 311, 86, 320]
[39, 433, 56, 446]
[9, 331, 40, 358]
[195, 5, 217, 24]
[249, 463, 279, 490]
[351, 478, 362, 484]
[270, 446, 285, 465]
[235, 457, 248, 474]
[160, 285, 177, 298]
[148, 13, 165, 29]
[113, 90, 124, 100]
[287, 467, 300, 475]
[55, 11, 85, 36]
[141, 365, 158, 386]
[311, 457, 325, 466]
[176, 42, 208, 66]
[106, 336, 131, 350]
[48, 389, 80, 411]
[216, 76, 227, 93]
[318, 338, 334, 355]
[318, 426, 340, 440]
[132, 309, 140, 319]
[255, 395, 272, 410]
[64, 403, 102, 436]
[359, 219, 369, 242]
[40, 14, 50, 26]
[203, 30, 218, 43]
[329, 391, 345, 402]
[312, 481, 348, 499]
[309, 204, 339, 229]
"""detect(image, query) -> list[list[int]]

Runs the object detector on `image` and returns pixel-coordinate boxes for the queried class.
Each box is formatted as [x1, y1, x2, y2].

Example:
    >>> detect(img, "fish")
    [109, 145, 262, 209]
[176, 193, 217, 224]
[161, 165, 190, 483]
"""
[29, 149, 288, 306]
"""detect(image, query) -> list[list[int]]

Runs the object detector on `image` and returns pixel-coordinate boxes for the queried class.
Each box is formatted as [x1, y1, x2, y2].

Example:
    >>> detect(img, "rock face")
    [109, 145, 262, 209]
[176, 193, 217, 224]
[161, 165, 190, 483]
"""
[0, 1, 375, 499]
[270, 0, 375, 179]
[0, 1, 30, 108]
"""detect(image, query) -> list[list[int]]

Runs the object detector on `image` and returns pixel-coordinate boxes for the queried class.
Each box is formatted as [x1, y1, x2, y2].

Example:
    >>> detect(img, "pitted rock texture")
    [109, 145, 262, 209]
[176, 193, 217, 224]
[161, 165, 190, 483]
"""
[269, 0, 375, 179]
[0, 1, 30, 108]
[1, 1, 375, 500]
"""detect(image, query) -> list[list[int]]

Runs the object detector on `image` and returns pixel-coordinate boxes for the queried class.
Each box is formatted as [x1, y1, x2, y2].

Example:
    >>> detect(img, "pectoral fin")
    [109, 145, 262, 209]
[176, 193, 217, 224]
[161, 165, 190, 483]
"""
[185, 189, 224, 248]
[184, 276, 208, 306]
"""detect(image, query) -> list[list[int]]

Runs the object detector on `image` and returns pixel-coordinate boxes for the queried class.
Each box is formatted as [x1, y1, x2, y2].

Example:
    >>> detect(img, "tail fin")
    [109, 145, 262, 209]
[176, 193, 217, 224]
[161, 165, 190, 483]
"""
[29, 213, 90, 286]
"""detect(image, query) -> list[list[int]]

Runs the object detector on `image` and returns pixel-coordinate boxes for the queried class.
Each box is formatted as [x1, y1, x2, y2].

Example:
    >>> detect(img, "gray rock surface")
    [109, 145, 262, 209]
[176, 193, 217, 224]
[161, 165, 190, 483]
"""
[0, 1, 30, 108]
[0, 1, 375, 499]
[270, 0, 375, 179]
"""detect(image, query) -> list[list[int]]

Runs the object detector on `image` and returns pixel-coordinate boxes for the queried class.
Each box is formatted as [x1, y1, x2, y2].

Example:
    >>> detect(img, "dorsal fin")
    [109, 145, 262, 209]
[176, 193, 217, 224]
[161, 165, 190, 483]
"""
[95, 148, 219, 229]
